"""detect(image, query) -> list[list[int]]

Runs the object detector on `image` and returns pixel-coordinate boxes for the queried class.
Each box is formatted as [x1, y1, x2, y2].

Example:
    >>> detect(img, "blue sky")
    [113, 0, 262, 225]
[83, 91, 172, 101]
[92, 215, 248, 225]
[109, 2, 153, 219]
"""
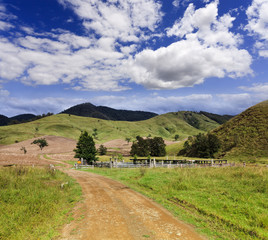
[0, 0, 267, 117]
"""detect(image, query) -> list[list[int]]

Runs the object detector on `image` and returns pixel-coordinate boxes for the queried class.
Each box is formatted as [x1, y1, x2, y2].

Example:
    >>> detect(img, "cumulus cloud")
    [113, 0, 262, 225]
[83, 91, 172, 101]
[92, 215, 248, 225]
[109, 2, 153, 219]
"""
[0, 32, 131, 90]
[0, 0, 164, 91]
[128, 1, 252, 89]
[246, 0, 268, 57]
[58, 0, 163, 42]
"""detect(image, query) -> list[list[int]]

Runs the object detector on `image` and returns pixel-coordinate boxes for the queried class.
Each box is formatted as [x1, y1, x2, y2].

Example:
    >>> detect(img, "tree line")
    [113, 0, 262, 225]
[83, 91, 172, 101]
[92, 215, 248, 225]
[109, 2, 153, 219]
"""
[73, 131, 221, 165]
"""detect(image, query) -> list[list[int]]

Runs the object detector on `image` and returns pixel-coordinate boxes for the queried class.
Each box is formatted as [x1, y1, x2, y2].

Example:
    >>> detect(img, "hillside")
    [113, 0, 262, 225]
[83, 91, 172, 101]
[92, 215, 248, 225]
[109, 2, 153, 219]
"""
[199, 111, 234, 124]
[0, 114, 9, 126]
[0, 113, 37, 126]
[213, 100, 268, 160]
[0, 111, 220, 145]
[61, 102, 158, 121]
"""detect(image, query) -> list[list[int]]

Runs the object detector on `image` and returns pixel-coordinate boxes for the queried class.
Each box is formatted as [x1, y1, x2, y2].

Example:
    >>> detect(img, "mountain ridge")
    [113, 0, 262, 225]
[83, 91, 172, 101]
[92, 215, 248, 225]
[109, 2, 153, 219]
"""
[60, 102, 158, 121]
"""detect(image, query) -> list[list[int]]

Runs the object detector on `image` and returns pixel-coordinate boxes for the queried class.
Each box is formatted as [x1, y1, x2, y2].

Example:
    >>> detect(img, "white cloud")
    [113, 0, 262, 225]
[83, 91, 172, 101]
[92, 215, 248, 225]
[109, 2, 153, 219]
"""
[240, 82, 268, 93]
[239, 82, 268, 102]
[246, 0, 268, 56]
[128, 1, 252, 90]
[0, 0, 164, 91]
[0, 20, 13, 30]
[172, 0, 181, 8]
[0, 89, 9, 97]
[172, 0, 192, 8]
[0, 30, 129, 91]
[0, 96, 85, 117]
[89, 93, 261, 115]
[0, 4, 16, 30]
[58, 0, 163, 42]
[0, 89, 265, 117]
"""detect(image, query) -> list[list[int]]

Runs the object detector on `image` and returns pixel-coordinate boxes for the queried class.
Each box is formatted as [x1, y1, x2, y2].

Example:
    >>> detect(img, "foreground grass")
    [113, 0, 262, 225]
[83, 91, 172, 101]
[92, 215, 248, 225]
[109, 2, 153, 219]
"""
[0, 166, 82, 240]
[85, 166, 268, 240]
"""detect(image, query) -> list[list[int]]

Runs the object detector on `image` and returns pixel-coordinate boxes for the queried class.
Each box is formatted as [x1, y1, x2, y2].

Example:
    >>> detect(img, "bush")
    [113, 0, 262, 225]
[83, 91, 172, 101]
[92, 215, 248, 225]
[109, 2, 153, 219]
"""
[98, 145, 107, 155]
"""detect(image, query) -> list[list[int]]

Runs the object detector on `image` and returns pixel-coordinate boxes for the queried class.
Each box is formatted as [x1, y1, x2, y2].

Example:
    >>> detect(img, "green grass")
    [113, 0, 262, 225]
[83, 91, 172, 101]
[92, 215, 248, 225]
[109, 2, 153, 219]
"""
[166, 141, 185, 156]
[213, 100, 268, 161]
[0, 166, 82, 240]
[84, 166, 268, 240]
[0, 112, 219, 145]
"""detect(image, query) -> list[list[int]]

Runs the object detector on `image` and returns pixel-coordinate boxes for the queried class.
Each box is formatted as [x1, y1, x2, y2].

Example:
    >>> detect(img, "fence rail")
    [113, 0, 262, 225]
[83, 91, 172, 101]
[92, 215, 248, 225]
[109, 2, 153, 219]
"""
[74, 160, 234, 169]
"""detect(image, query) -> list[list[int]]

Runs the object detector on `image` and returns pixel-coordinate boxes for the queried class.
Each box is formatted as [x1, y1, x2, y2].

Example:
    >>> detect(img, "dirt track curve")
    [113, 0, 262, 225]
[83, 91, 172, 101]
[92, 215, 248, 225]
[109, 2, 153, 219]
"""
[60, 169, 205, 240]
[0, 136, 205, 240]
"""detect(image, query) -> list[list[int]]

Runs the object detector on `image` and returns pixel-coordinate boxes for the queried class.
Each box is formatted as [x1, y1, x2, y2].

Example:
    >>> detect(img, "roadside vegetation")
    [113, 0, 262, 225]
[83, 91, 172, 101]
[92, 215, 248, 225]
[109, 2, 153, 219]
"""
[0, 166, 82, 240]
[85, 166, 268, 240]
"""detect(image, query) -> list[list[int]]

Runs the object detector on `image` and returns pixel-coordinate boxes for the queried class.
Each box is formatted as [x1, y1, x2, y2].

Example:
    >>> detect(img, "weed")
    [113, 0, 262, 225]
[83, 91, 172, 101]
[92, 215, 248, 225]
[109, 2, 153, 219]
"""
[139, 167, 147, 177]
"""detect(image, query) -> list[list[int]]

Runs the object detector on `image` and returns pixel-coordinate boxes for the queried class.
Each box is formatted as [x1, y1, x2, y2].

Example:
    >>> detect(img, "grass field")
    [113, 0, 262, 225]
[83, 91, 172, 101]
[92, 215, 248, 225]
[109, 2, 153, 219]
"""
[84, 166, 268, 240]
[0, 112, 219, 145]
[0, 166, 82, 240]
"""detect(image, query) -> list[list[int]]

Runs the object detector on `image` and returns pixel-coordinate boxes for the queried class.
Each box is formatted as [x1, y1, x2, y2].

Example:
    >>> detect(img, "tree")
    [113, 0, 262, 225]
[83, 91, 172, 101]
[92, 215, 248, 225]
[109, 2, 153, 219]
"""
[130, 136, 166, 157]
[31, 138, 48, 150]
[174, 134, 179, 141]
[98, 144, 107, 155]
[149, 137, 166, 157]
[74, 131, 98, 164]
[178, 133, 221, 158]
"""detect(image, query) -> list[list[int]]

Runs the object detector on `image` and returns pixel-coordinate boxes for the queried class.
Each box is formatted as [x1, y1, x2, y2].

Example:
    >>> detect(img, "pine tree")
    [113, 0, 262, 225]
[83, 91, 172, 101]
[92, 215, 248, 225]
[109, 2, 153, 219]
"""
[74, 131, 98, 164]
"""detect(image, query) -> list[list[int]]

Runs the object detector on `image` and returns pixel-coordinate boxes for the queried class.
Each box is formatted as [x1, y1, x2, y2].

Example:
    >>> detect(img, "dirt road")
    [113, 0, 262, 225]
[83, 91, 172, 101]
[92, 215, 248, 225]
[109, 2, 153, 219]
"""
[0, 136, 205, 239]
[61, 169, 205, 240]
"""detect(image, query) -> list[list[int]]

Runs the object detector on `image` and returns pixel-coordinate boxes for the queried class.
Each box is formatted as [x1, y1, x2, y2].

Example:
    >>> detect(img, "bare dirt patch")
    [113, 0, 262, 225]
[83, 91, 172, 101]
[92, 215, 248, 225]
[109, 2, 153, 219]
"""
[0, 135, 76, 166]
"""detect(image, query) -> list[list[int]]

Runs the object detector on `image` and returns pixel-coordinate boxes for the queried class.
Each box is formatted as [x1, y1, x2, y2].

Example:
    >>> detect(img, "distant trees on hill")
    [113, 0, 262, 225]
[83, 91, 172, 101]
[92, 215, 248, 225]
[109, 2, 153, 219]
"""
[130, 136, 166, 157]
[178, 133, 221, 158]
[0, 112, 54, 126]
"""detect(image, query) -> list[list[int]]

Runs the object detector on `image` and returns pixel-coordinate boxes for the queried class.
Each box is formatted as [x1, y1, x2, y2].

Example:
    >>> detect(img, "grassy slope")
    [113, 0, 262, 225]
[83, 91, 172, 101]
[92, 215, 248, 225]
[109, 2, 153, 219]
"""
[0, 112, 219, 145]
[213, 100, 268, 161]
[0, 166, 81, 240]
[86, 167, 268, 240]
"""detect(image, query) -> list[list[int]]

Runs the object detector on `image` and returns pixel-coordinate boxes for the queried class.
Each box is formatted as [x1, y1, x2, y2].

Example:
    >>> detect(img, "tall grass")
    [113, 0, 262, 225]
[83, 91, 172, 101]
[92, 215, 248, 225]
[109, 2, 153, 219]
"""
[0, 166, 81, 240]
[86, 166, 268, 240]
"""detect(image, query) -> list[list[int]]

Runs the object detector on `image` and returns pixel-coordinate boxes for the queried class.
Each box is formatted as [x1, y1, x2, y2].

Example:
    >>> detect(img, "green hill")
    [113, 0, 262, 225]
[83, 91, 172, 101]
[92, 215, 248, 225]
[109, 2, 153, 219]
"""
[0, 111, 220, 145]
[213, 100, 268, 161]
[61, 102, 157, 121]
